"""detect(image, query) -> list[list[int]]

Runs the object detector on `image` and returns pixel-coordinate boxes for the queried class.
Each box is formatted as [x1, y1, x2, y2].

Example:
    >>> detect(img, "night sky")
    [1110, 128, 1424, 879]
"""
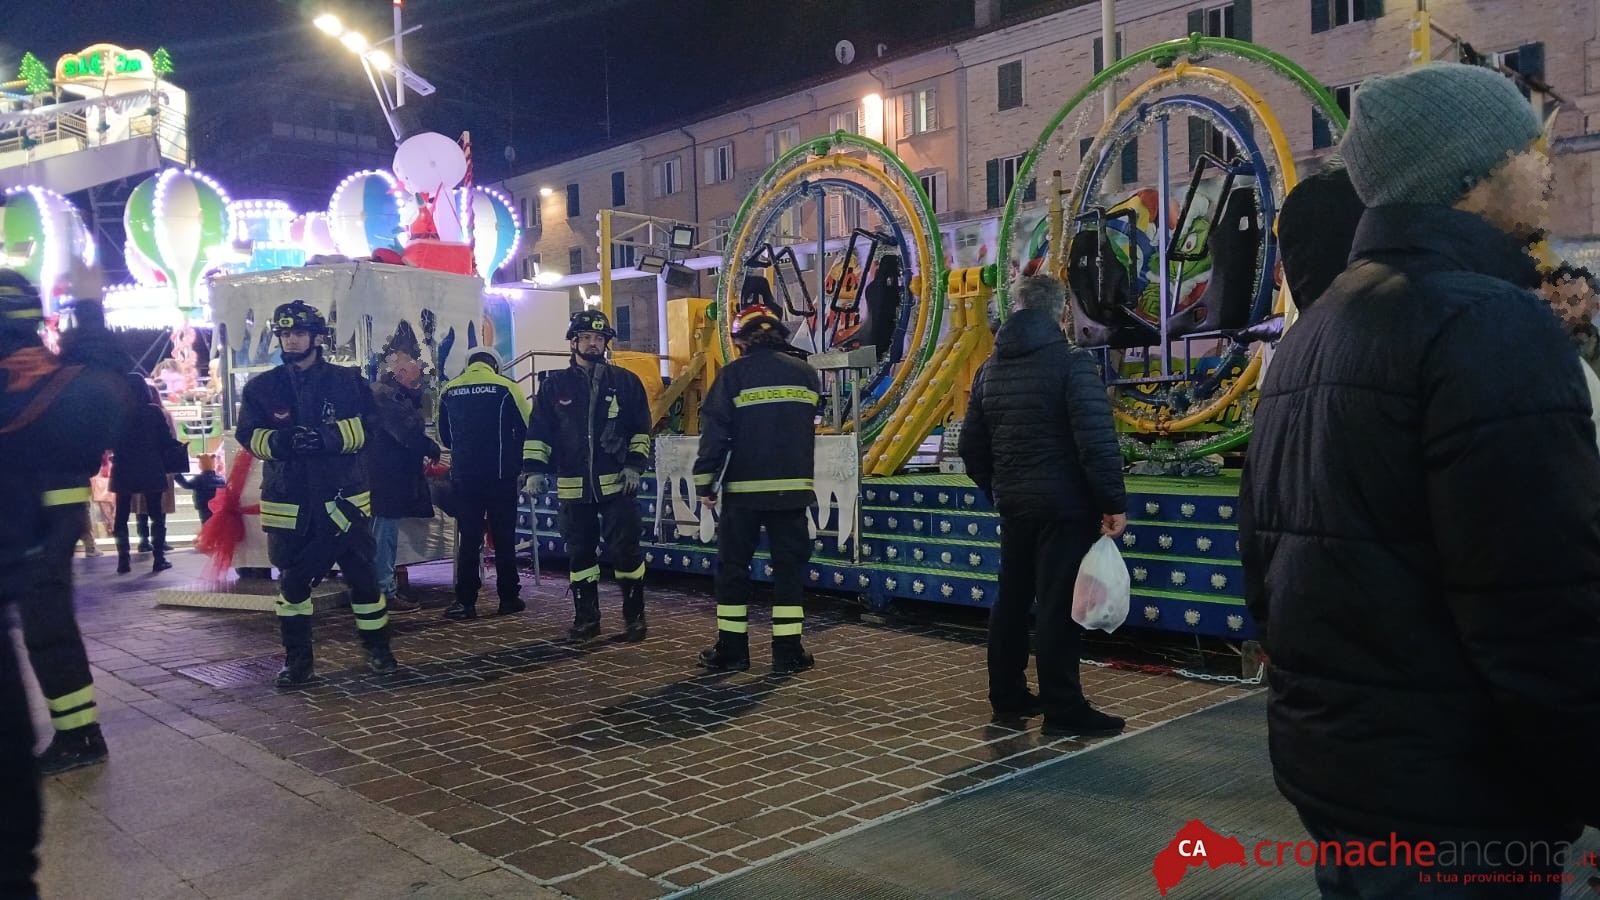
[4, 0, 978, 189]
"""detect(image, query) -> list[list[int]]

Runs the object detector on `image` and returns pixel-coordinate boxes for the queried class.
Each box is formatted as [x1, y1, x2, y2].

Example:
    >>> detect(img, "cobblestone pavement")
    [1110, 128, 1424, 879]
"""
[42, 549, 1248, 898]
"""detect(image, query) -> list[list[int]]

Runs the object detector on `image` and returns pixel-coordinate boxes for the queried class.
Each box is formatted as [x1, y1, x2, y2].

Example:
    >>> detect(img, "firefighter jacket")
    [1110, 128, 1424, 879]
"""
[438, 361, 530, 485]
[525, 360, 652, 503]
[236, 354, 375, 534]
[694, 344, 820, 510]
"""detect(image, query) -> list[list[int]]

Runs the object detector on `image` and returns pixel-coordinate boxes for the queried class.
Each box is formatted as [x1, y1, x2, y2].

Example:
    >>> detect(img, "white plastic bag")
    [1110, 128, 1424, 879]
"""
[1072, 535, 1131, 633]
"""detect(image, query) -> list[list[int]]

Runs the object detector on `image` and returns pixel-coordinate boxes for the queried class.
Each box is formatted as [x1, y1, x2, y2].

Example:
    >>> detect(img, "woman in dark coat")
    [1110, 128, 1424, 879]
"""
[111, 373, 176, 574]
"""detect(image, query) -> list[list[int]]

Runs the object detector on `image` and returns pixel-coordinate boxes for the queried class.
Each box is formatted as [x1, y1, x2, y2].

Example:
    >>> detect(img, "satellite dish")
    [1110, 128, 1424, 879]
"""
[835, 40, 855, 65]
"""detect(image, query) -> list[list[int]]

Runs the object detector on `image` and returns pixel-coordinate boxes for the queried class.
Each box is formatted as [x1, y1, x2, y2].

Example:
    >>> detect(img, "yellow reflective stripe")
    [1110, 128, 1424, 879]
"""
[356, 614, 389, 631]
[599, 481, 624, 496]
[628, 434, 650, 453]
[598, 473, 623, 483]
[525, 440, 551, 461]
[570, 566, 601, 583]
[347, 417, 365, 451]
[250, 429, 275, 459]
[557, 476, 584, 487]
[260, 514, 296, 530]
[772, 606, 805, 619]
[694, 472, 714, 486]
[726, 478, 813, 493]
[259, 501, 299, 515]
[42, 487, 91, 507]
[716, 605, 748, 618]
[557, 485, 584, 499]
[53, 707, 98, 730]
[717, 619, 749, 634]
[325, 501, 352, 533]
[332, 417, 364, 452]
[46, 685, 94, 713]
[616, 563, 645, 580]
[275, 596, 314, 617]
[3, 307, 43, 320]
[351, 600, 386, 615]
[733, 387, 820, 408]
[771, 622, 804, 636]
[345, 492, 371, 516]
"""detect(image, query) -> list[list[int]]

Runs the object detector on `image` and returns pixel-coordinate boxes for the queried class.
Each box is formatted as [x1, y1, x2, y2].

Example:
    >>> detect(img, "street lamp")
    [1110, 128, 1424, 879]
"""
[311, 7, 436, 143]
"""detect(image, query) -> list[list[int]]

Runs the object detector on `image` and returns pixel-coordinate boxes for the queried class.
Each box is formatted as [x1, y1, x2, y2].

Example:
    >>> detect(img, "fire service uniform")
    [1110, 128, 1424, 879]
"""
[694, 307, 820, 673]
[235, 300, 396, 686]
[524, 310, 653, 641]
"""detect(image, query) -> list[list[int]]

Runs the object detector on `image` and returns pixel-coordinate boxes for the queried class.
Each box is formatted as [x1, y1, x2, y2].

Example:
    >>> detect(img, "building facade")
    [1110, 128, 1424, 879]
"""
[500, 0, 1588, 353]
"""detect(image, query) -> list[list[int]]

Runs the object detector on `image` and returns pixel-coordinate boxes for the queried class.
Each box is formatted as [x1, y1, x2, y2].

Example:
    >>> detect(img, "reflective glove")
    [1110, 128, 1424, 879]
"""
[290, 426, 324, 454]
[621, 467, 643, 497]
[520, 472, 547, 496]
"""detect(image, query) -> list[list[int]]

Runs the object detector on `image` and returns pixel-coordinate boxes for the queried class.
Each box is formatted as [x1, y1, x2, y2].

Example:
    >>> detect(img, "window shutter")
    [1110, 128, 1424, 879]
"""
[986, 158, 1001, 209]
[901, 93, 914, 136]
[1235, 0, 1253, 41]
[926, 88, 938, 131]
[1187, 9, 1204, 36]
[765, 132, 776, 164]
[703, 149, 715, 185]
[1093, 37, 1103, 73]
[1364, 0, 1383, 19]
[1120, 142, 1139, 184]
[652, 164, 663, 199]
[1311, 0, 1329, 33]
[1188, 117, 1206, 164]
[1517, 42, 1545, 81]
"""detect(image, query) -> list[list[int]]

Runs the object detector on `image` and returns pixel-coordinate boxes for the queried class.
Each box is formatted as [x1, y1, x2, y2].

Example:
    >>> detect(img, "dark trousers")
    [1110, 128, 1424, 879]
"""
[1297, 813, 1563, 899]
[452, 479, 520, 606]
[267, 509, 387, 650]
[990, 516, 1098, 717]
[558, 494, 645, 585]
[714, 504, 811, 635]
[0, 607, 40, 900]
[114, 492, 164, 556]
[15, 555, 95, 737]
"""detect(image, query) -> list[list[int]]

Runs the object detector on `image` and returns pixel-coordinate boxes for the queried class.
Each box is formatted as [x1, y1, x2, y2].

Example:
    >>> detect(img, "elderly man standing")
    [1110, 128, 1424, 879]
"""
[1241, 63, 1600, 897]
[958, 274, 1127, 738]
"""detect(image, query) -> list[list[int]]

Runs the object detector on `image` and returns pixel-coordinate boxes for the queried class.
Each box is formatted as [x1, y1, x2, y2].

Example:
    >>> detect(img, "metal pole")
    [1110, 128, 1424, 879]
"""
[656, 271, 669, 376]
[816, 191, 827, 350]
[1102, 0, 1120, 185]
[1156, 115, 1171, 377]
[599, 209, 614, 323]
[1409, 0, 1430, 65]
[393, 0, 406, 107]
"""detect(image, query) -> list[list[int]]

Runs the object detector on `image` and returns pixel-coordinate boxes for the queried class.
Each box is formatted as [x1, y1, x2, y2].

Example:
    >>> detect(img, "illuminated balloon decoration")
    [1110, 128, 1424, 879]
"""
[227, 199, 304, 273]
[0, 185, 93, 312]
[124, 168, 234, 309]
[289, 211, 339, 258]
[328, 170, 410, 258]
[456, 186, 522, 279]
[124, 240, 167, 286]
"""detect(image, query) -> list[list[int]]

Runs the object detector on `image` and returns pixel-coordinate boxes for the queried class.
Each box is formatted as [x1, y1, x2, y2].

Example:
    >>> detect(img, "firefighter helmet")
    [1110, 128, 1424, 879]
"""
[566, 309, 616, 341]
[271, 300, 329, 336]
[733, 305, 789, 340]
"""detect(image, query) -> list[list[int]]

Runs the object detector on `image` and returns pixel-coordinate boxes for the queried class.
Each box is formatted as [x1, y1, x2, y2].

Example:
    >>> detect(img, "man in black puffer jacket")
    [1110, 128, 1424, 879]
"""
[959, 274, 1127, 738]
[1242, 63, 1600, 896]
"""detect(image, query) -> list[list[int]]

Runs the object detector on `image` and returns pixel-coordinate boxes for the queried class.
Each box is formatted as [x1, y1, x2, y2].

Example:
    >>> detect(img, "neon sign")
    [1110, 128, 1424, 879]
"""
[55, 44, 154, 81]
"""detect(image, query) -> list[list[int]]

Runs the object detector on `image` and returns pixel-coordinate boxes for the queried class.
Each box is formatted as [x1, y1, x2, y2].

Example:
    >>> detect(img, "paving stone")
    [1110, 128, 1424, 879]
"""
[620, 841, 707, 878]
[502, 841, 605, 881]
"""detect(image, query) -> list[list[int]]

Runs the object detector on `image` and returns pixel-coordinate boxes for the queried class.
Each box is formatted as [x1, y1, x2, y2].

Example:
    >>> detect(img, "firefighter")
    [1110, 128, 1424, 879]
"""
[438, 346, 528, 619]
[693, 307, 821, 673]
[236, 300, 397, 686]
[1, 269, 131, 776]
[523, 310, 652, 642]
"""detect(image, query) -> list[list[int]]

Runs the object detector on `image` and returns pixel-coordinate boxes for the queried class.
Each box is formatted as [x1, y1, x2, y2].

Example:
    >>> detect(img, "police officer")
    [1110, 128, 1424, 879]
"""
[1, 269, 130, 775]
[694, 307, 820, 673]
[236, 300, 397, 686]
[438, 346, 529, 619]
[524, 310, 652, 642]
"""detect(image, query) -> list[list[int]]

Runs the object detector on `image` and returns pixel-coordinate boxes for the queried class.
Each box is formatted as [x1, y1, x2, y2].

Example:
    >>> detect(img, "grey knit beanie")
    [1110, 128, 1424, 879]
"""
[1340, 62, 1543, 208]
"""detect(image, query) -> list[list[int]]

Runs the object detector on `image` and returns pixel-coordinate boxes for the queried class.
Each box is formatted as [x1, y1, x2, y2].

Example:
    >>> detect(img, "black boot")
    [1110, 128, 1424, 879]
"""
[276, 617, 315, 687]
[698, 632, 750, 672]
[567, 581, 601, 642]
[620, 580, 646, 641]
[36, 724, 108, 775]
[771, 636, 815, 674]
[115, 533, 131, 575]
[442, 602, 477, 620]
[150, 518, 171, 573]
[362, 628, 398, 675]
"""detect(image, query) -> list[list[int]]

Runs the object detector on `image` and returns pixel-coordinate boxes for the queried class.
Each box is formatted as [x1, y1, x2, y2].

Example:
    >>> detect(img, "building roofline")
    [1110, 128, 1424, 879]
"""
[504, 0, 1097, 179]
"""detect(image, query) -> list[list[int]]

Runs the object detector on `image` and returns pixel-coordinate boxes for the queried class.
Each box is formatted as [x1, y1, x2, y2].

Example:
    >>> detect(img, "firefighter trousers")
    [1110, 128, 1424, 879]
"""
[17, 514, 96, 736]
[713, 504, 811, 640]
[267, 508, 389, 654]
[558, 495, 645, 586]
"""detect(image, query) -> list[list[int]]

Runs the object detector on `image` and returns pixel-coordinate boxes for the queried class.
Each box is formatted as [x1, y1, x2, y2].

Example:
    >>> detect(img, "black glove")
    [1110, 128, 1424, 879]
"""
[621, 467, 643, 496]
[290, 426, 324, 454]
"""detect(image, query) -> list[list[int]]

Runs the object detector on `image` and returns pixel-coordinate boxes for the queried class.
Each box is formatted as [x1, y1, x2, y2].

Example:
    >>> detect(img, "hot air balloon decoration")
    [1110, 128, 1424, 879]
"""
[123, 169, 234, 310]
[1, 185, 94, 313]
[456, 186, 522, 280]
[328, 170, 412, 259]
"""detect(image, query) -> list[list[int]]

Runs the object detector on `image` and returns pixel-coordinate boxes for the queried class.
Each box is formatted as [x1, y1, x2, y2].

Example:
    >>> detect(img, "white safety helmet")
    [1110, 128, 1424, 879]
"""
[467, 346, 503, 372]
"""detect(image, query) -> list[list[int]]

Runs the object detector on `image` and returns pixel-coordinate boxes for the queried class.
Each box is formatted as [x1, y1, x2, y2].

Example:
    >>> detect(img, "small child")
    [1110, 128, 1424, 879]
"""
[175, 453, 226, 524]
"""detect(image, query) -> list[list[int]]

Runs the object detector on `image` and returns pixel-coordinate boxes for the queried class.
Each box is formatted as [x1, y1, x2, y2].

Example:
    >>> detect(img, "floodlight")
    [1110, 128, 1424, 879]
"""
[669, 225, 696, 250]
[313, 14, 343, 36]
[637, 254, 668, 275]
